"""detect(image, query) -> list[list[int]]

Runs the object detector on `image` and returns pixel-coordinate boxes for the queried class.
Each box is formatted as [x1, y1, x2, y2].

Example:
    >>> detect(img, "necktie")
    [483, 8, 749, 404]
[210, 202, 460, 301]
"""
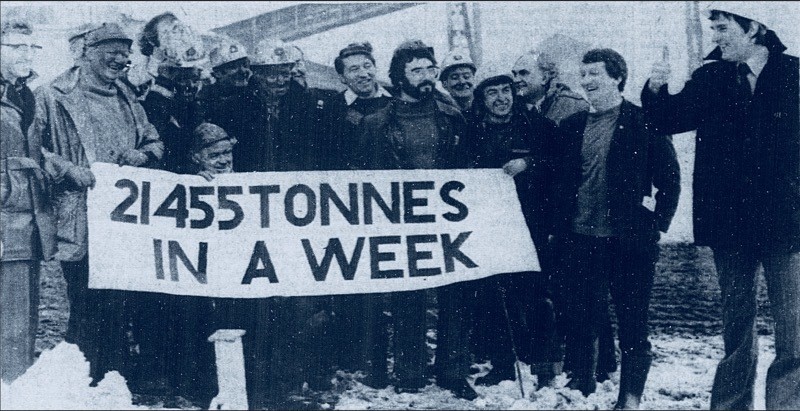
[737, 63, 753, 96]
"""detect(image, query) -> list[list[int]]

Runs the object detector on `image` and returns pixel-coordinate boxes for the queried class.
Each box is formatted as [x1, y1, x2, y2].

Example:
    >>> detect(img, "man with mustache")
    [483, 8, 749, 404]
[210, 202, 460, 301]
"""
[440, 48, 476, 112]
[31, 22, 164, 383]
[642, 4, 799, 410]
[359, 39, 477, 400]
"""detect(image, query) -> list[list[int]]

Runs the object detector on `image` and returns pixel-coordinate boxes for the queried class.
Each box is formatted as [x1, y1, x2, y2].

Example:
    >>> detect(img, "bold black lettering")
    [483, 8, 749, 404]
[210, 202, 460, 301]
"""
[369, 236, 403, 279]
[249, 185, 280, 228]
[302, 237, 365, 281]
[242, 241, 278, 284]
[140, 181, 151, 225]
[189, 186, 215, 229]
[168, 240, 208, 283]
[154, 239, 165, 279]
[285, 184, 317, 226]
[403, 181, 435, 223]
[320, 183, 359, 226]
[407, 234, 441, 277]
[363, 182, 400, 224]
[218, 186, 244, 230]
[154, 184, 189, 228]
[440, 180, 469, 222]
[110, 179, 138, 224]
[441, 232, 478, 272]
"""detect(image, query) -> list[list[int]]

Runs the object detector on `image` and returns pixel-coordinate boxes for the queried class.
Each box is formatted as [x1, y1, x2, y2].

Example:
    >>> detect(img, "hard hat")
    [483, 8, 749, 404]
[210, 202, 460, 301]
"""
[251, 39, 293, 66]
[704, 1, 773, 28]
[157, 29, 206, 68]
[209, 36, 248, 68]
[84, 22, 132, 47]
[440, 48, 476, 80]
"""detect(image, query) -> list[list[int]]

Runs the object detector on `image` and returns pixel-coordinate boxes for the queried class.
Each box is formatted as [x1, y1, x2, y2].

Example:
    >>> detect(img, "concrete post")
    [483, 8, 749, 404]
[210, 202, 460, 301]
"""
[207, 329, 248, 410]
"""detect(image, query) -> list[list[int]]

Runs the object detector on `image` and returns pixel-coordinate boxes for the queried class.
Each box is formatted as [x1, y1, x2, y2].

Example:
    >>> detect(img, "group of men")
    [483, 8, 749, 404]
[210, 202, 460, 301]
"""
[1, 3, 797, 411]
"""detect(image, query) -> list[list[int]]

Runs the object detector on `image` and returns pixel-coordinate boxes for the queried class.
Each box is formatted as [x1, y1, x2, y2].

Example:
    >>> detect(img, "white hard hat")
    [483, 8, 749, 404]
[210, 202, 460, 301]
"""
[155, 26, 207, 68]
[251, 39, 293, 66]
[209, 36, 248, 68]
[704, 1, 772, 28]
[440, 48, 476, 79]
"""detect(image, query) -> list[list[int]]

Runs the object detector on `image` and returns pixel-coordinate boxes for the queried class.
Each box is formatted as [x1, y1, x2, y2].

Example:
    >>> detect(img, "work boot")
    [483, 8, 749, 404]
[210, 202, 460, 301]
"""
[439, 378, 479, 401]
[613, 354, 652, 410]
[566, 338, 598, 397]
[474, 366, 515, 386]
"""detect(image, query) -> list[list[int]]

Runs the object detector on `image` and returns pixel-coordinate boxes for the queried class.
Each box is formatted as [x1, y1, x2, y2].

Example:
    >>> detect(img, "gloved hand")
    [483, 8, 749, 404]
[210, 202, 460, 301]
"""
[65, 166, 96, 189]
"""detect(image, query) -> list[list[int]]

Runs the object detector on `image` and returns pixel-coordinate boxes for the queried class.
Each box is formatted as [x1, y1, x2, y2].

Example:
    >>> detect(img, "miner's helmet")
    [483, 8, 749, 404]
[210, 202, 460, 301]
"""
[209, 36, 248, 69]
[192, 122, 237, 153]
[251, 38, 293, 67]
[705, 1, 772, 28]
[157, 29, 206, 68]
[439, 48, 476, 81]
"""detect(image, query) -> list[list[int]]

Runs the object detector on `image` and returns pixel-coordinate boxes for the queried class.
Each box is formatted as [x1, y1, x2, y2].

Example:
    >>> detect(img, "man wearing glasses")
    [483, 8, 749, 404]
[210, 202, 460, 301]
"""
[1, 19, 55, 383]
[359, 39, 477, 400]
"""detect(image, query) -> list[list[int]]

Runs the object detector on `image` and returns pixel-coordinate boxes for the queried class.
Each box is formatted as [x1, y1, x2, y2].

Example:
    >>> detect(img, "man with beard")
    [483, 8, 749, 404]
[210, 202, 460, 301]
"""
[464, 74, 561, 390]
[642, 5, 799, 409]
[359, 40, 477, 400]
[512, 50, 589, 125]
[31, 23, 164, 383]
[551, 49, 680, 409]
[1, 19, 56, 383]
[439, 48, 476, 112]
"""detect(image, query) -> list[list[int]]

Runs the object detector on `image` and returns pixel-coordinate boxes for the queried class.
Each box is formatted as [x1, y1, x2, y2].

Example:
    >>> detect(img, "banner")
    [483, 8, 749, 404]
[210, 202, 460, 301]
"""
[87, 163, 539, 298]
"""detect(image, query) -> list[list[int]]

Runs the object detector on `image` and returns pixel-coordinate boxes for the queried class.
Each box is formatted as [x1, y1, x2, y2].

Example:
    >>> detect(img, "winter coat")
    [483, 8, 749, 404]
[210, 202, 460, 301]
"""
[141, 81, 204, 174]
[202, 81, 323, 172]
[641, 33, 799, 251]
[466, 108, 559, 237]
[0, 77, 55, 262]
[31, 67, 163, 261]
[552, 99, 680, 240]
[359, 92, 469, 170]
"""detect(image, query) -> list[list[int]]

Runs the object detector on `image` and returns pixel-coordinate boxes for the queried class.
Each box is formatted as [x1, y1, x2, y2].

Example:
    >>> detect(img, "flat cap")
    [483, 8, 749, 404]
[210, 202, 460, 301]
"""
[84, 23, 132, 47]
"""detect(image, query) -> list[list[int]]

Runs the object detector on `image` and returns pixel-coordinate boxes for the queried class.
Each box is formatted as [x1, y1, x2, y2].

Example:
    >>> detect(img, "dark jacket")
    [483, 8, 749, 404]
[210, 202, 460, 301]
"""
[32, 67, 163, 261]
[552, 100, 680, 239]
[641, 34, 799, 250]
[1, 75, 55, 262]
[142, 81, 204, 174]
[467, 108, 559, 237]
[324, 89, 392, 170]
[202, 80, 323, 172]
[359, 91, 468, 170]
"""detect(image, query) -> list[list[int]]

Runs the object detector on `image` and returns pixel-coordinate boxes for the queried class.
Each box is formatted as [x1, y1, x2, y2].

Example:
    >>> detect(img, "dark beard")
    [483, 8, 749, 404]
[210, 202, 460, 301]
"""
[402, 80, 435, 100]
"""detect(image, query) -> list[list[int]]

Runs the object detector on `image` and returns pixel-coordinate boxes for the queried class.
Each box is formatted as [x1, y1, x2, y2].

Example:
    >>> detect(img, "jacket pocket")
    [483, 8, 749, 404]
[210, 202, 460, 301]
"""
[1, 157, 41, 212]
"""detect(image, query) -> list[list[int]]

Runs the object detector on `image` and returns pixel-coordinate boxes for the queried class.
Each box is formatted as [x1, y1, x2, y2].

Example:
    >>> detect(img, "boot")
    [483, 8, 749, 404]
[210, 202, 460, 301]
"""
[566, 338, 598, 397]
[613, 354, 652, 410]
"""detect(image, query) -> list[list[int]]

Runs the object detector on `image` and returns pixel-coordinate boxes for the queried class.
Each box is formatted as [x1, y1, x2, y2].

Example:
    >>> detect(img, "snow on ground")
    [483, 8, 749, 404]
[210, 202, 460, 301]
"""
[1, 334, 774, 410]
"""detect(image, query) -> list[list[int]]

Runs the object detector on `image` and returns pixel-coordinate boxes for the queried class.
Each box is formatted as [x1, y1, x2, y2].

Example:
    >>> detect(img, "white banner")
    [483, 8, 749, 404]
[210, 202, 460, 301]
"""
[87, 163, 539, 298]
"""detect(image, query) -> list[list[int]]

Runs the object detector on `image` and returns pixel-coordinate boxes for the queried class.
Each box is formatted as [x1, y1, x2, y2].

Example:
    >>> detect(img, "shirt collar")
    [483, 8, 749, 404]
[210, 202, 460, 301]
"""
[745, 50, 769, 79]
[344, 85, 391, 105]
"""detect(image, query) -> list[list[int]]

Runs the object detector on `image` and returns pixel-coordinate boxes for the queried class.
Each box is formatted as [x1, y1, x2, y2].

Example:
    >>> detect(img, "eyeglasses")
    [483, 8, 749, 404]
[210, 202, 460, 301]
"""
[1, 43, 43, 53]
[407, 66, 439, 77]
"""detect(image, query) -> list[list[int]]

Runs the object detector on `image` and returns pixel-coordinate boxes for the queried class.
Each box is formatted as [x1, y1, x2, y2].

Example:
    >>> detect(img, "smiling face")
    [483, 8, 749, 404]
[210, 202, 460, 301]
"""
[252, 63, 293, 99]
[442, 66, 475, 99]
[402, 57, 438, 100]
[213, 57, 251, 88]
[710, 14, 757, 63]
[482, 82, 514, 120]
[85, 40, 131, 85]
[580, 61, 621, 109]
[193, 138, 235, 174]
[340, 53, 377, 97]
[0, 33, 39, 81]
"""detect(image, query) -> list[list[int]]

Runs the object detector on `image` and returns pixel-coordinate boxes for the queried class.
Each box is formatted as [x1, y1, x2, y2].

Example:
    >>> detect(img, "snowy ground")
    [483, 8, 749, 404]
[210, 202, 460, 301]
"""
[1, 334, 775, 410]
